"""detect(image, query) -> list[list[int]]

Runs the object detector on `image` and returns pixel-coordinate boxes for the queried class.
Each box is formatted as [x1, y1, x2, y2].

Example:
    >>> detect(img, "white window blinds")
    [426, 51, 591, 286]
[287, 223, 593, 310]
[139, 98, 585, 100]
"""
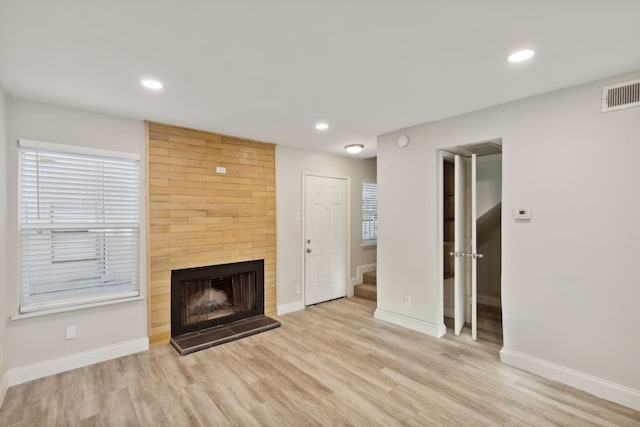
[18, 139, 141, 313]
[362, 181, 377, 243]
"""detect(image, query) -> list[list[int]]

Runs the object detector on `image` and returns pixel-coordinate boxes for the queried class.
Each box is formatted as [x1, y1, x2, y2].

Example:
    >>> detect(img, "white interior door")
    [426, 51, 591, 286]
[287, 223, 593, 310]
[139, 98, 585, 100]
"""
[304, 175, 348, 305]
[471, 153, 478, 341]
[453, 154, 479, 339]
[445, 146, 499, 341]
[453, 155, 470, 335]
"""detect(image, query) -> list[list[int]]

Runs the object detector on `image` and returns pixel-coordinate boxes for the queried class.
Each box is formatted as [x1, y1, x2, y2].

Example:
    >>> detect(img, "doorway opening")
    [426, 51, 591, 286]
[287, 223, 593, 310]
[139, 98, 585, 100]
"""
[439, 140, 503, 345]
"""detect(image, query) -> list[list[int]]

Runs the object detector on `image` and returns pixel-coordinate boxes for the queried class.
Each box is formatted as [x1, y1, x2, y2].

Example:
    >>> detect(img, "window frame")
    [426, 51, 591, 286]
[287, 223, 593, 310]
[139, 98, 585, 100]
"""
[361, 179, 378, 246]
[17, 138, 142, 315]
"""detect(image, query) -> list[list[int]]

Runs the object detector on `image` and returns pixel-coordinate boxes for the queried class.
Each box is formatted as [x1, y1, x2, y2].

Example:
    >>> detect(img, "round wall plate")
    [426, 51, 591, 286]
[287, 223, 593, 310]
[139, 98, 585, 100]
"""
[396, 135, 410, 148]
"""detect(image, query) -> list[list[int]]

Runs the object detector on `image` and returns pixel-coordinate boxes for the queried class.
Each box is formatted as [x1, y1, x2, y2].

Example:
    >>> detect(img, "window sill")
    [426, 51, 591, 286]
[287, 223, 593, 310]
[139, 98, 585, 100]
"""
[10, 295, 144, 321]
[361, 242, 377, 249]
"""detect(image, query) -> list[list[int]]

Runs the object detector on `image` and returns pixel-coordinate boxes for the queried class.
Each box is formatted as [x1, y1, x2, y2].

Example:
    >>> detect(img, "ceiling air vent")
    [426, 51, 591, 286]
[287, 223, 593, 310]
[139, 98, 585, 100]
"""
[602, 79, 640, 112]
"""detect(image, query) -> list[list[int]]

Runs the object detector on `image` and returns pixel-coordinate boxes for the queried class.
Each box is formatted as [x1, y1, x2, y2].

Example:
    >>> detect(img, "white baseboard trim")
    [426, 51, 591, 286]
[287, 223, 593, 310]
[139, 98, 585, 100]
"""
[0, 370, 8, 409]
[7, 337, 149, 387]
[500, 348, 640, 411]
[277, 301, 305, 316]
[477, 294, 501, 307]
[374, 308, 446, 338]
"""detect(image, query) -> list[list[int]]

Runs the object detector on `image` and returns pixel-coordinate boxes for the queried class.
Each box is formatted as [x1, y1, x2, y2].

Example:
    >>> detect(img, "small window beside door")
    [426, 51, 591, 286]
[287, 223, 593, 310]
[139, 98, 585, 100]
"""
[362, 180, 377, 245]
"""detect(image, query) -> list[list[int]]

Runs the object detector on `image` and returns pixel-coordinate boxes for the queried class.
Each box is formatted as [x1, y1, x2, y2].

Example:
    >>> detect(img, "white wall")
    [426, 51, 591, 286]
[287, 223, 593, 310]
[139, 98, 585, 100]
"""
[377, 71, 640, 408]
[0, 87, 9, 403]
[476, 155, 502, 303]
[476, 154, 502, 217]
[4, 97, 148, 375]
[276, 146, 376, 311]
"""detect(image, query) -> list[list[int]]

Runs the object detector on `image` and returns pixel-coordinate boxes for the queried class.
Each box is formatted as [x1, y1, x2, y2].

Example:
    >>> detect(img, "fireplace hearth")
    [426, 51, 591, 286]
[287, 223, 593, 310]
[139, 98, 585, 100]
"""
[170, 260, 280, 355]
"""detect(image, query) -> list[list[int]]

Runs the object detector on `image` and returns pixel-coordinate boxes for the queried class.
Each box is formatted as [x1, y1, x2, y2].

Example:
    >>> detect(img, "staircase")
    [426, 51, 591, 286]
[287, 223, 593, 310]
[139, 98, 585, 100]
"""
[354, 271, 377, 301]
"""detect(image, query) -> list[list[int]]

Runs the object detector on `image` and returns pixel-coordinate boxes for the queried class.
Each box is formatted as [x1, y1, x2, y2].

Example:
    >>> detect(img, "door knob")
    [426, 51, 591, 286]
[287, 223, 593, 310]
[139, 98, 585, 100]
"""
[449, 251, 455, 257]
[306, 248, 312, 253]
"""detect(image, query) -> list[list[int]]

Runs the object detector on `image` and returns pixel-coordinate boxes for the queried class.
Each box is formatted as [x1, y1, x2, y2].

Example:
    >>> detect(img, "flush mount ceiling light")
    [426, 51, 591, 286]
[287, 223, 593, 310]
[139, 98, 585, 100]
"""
[141, 79, 163, 90]
[507, 49, 535, 63]
[345, 144, 364, 154]
[315, 122, 329, 131]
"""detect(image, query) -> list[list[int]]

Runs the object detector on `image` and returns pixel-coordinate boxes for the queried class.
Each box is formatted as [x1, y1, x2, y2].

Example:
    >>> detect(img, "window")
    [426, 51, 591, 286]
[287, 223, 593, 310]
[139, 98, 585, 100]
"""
[18, 139, 141, 314]
[362, 180, 377, 244]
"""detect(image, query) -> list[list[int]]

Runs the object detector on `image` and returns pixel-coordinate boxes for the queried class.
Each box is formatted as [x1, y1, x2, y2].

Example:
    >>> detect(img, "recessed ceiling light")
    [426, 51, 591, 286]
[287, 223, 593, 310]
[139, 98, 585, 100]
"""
[315, 122, 329, 131]
[345, 144, 364, 154]
[141, 79, 163, 90]
[507, 49, 535, 63]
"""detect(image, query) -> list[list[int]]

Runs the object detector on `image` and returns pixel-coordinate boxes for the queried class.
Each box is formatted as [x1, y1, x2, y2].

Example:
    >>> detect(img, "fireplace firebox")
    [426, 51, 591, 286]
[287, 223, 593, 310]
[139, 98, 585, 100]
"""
[170, 260, 280, 355]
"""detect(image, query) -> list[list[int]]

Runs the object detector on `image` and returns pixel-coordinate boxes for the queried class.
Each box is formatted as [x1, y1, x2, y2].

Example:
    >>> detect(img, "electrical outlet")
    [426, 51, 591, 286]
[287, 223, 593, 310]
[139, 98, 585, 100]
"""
[403, 294, 412, 306]
[66, 326, 77, 340]
[295, 285, 301, 294]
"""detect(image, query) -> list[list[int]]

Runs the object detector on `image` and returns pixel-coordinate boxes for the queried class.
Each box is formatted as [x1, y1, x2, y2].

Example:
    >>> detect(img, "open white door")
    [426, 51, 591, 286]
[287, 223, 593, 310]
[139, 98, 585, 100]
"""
[453, 155, 470, 335]
[444, 143, 501, 341]
[471, 154, 478, 341]
[304, 175, 348, 305]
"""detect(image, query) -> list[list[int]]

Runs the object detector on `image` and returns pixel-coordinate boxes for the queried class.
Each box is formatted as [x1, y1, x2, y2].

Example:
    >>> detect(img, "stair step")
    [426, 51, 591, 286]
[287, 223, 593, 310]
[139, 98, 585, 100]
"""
[363, 271, 377, 286]
[354, 283, 377, 301]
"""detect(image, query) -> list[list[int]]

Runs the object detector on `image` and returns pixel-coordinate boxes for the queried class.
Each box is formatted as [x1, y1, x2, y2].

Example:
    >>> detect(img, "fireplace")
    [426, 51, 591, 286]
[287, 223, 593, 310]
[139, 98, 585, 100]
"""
[170, 260, 280, 355]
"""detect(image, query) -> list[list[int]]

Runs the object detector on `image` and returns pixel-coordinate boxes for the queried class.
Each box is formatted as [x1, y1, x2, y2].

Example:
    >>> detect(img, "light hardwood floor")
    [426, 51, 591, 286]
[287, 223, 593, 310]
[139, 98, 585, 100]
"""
[1, 297, 638, 426]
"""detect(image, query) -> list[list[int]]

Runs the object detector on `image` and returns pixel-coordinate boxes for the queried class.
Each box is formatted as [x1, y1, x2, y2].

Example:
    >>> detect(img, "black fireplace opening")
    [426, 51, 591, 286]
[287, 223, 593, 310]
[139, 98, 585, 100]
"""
[171, 259, 265, 337]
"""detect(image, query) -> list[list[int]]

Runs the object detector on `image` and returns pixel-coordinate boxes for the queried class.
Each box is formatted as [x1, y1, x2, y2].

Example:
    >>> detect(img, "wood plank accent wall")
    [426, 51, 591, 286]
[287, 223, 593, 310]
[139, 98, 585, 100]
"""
[146, 122, 276, 345]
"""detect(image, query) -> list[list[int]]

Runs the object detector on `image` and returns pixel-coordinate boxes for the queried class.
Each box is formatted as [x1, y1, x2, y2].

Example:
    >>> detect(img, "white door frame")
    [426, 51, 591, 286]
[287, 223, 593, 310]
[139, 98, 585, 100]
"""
[437, 150, 455, 323]
[454, 154, 471, 335]
[301, 171, 351, 306]
[471, 153, 478, 340]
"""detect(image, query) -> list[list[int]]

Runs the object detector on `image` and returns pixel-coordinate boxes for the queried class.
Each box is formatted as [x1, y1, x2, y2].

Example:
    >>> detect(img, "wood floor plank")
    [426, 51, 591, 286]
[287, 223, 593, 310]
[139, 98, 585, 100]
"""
[1, 297, 639, 426]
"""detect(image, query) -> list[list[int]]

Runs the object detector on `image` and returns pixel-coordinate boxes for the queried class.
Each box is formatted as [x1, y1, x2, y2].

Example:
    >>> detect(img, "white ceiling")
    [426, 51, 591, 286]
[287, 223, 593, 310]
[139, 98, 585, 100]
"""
[1, 1, 640, 158]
